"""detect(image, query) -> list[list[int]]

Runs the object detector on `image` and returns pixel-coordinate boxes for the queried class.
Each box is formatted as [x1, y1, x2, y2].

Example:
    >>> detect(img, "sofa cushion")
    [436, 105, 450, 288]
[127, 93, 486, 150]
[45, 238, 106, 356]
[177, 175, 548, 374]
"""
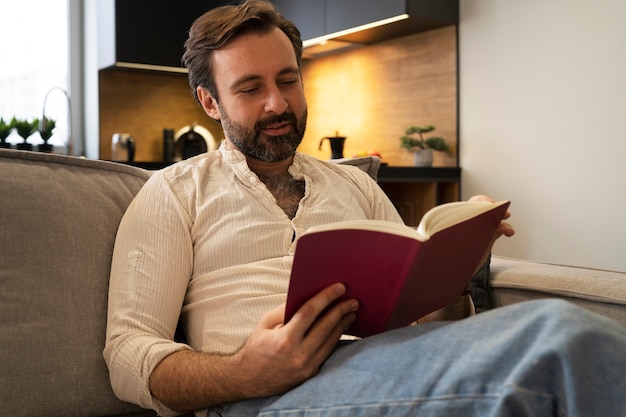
[490, 256, 626, 327]
[0, 150, 154, 417]
[329, 156, 381, 181]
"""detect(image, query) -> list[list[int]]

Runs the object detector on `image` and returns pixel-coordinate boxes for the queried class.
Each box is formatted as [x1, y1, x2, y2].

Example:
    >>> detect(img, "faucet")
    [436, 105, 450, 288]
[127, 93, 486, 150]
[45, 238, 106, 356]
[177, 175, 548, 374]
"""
[40, 87, 73, 156]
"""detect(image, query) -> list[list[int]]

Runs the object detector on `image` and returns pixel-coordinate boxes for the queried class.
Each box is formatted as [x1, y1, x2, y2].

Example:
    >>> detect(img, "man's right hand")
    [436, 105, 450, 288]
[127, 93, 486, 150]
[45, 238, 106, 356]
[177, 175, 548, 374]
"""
[149, 283, 358, 412]
[234, 283, 359, 396]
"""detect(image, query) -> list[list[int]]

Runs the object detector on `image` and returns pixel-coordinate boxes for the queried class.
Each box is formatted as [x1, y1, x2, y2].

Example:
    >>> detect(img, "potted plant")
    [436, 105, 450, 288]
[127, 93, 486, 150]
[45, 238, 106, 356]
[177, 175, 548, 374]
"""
[12, 117, 38, 151]
[400, 125, 450, 167]
[0, 117, 12, 148]
[38, 118, 56, 152]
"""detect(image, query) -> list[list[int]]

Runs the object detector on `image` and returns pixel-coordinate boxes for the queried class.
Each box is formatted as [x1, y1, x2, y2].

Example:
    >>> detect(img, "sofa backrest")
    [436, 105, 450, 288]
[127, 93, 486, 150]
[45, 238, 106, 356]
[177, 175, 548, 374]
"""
[0, 150, 153, 417]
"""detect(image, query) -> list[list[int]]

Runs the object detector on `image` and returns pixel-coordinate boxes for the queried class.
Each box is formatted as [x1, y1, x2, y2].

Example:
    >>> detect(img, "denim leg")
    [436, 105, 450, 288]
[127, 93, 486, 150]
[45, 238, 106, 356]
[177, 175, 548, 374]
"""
[223, 299, 626, 417]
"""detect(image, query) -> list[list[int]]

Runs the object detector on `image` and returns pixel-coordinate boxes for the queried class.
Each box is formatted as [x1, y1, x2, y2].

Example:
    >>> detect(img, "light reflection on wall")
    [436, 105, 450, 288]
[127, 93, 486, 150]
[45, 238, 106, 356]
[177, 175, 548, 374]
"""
[300, 26, 457, 167]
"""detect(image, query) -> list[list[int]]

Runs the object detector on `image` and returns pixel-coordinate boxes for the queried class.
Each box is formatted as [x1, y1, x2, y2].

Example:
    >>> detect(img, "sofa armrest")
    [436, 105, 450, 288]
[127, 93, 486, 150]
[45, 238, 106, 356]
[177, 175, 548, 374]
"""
[490, 256, 626, 327]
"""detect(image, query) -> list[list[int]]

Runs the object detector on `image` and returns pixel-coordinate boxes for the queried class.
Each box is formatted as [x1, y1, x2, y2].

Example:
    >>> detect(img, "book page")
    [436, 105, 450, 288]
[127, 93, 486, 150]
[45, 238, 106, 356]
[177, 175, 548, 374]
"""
[417, 200, 509, 237]
[304, 219, 426, 241]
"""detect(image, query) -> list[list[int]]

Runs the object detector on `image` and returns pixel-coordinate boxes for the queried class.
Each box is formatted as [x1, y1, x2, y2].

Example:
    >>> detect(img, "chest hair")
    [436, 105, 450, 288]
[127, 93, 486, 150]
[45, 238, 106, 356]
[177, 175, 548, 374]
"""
[259, 173, 305, 219]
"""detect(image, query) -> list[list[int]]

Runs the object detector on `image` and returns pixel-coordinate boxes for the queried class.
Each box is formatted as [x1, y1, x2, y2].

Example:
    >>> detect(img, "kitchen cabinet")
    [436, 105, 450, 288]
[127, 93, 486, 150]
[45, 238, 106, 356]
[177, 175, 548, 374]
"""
[271, 0, 326, 41]
[98, 0, 228, 71]
[272, 0, 458, 45]
[377, 167, 461, 227]
[325, 0, 406, 34]
[99, 0, 458, 70]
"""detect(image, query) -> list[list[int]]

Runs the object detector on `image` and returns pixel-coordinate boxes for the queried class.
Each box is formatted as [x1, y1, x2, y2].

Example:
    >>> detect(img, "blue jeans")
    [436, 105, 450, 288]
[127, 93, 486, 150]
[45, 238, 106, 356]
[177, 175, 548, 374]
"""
[209, 299, 626, 417]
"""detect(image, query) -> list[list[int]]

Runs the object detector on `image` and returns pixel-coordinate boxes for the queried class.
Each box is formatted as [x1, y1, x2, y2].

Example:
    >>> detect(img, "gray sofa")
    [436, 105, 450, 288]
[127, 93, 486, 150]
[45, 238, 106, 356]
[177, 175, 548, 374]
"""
[491, 256, 626, 326]
[1, 149, 624, 417]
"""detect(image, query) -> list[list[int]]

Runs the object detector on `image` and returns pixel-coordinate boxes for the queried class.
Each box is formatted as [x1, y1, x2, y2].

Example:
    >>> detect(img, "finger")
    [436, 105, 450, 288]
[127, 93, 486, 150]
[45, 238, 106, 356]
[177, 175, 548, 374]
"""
[285, 283, 351, 338]
[468, 194, 494, 203]
[305, 298, 359, 342]
[258, 303, 287, 330]
[492, 221, 515, 243]
[307, 309, 357, 365]
[499, 221, 515, 237]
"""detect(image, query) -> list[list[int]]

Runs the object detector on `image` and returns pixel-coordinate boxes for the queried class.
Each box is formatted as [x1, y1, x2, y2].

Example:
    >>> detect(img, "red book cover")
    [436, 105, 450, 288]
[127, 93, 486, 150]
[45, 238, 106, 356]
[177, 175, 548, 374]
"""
[285, 201, 510, 337]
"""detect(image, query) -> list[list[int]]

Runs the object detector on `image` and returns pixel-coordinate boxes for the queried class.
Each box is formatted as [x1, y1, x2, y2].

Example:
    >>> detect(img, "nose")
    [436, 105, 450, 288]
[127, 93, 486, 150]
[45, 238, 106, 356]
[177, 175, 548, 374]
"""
[264, 85, 288, 114]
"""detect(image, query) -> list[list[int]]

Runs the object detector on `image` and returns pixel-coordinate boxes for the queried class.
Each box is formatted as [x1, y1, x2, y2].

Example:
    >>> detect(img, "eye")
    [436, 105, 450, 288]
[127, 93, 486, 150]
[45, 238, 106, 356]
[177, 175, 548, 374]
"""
[239, 86, 260, 95]
[278, 78, 299, 88]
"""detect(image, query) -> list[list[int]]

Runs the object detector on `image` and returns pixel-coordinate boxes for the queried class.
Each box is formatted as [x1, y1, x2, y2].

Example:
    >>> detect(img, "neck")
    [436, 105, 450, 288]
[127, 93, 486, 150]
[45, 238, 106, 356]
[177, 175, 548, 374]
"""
[224, 138, 295, 178]
[246, 156, 294, 179]
[224, 139, 303, 218]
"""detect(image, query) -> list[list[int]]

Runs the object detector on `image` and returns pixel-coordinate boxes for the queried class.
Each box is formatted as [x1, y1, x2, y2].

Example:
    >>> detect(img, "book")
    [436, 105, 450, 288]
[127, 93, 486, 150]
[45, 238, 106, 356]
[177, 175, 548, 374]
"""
[284, 200, 511, 338]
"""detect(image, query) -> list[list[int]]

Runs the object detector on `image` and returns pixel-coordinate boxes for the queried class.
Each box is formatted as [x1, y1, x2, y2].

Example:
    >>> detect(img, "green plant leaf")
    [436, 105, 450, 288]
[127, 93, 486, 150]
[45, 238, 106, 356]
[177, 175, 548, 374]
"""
[11, 117, 39, 141]
[424, 137, 450, 152]
[39, 118, 56, 141]
[399, 125, 450, 153]
[0, 117, 13, 140]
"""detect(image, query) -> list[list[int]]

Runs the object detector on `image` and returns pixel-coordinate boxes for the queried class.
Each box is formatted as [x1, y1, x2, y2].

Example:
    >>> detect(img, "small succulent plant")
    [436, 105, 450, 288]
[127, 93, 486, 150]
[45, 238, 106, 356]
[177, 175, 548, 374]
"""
[39, 118, 56, 142]
[0, 117, 12, 141]
[11, 117, 39, 142]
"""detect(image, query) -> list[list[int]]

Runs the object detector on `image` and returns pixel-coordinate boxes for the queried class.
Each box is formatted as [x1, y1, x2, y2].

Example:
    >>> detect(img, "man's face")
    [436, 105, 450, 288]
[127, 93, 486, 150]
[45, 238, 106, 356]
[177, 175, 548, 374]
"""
[199, 27, 307, 162]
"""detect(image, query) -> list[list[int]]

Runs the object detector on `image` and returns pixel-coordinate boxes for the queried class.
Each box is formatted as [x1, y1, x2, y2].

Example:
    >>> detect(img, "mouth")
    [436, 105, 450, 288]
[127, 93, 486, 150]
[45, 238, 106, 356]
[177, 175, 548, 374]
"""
[261, 121, 292, 136]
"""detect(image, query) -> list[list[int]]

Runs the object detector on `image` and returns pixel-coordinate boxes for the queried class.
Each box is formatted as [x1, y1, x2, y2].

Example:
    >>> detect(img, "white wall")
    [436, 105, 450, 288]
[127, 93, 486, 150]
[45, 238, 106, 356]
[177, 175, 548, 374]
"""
[459, 0, 626, 272]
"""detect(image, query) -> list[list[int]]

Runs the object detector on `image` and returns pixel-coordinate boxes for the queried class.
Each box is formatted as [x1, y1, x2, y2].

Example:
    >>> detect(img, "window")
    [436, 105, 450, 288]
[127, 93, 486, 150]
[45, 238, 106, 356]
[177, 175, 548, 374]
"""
[0, 0, 70, 151]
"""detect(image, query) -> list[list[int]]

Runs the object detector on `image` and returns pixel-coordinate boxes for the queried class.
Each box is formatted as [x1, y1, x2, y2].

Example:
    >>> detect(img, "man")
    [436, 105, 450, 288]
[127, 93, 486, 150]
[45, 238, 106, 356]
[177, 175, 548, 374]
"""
[104, 1, 626, 416]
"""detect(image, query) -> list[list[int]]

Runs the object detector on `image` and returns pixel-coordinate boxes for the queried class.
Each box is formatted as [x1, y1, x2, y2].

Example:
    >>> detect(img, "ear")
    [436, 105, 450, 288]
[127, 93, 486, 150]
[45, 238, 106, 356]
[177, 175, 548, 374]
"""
[197, 87, 221, 120]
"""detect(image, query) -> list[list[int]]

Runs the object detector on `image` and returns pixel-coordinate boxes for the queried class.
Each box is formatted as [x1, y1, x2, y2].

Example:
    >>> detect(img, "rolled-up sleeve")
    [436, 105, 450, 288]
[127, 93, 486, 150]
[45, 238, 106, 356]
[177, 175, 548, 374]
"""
[104, 172, 194, 416]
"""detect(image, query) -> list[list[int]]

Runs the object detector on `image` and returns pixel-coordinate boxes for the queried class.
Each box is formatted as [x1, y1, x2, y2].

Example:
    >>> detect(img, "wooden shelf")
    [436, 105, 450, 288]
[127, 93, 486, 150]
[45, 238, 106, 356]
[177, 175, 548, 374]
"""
[377, 166, 461, 227]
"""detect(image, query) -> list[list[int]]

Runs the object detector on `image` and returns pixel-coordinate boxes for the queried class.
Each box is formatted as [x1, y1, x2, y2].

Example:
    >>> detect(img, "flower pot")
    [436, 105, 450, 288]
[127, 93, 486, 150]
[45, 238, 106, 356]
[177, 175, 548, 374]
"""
[413, 149, 433, 167]
[38, 143, 53, 153]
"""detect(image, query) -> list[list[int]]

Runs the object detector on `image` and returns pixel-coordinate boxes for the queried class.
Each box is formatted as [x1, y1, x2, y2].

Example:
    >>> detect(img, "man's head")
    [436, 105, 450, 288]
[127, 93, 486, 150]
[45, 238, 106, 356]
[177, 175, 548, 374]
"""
[183, 0, 303, 104]
[183, 0, 307, 163]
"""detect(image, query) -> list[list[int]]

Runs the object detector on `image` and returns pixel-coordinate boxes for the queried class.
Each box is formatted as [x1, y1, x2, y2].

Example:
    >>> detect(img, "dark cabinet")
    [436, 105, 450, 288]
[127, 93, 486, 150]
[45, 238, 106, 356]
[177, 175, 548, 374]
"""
[99, 0, 227, 71]
[272, 0, 326, 41]
[99, 0, 458, 71]
[273, 0, 458, 45]
[272, 0, 406, 40]
[325, 0, 406, 34]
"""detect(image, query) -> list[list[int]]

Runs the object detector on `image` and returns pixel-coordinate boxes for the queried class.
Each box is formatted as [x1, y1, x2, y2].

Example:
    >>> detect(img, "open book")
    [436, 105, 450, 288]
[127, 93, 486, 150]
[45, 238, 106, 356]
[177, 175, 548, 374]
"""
[284, 200, 511, 338]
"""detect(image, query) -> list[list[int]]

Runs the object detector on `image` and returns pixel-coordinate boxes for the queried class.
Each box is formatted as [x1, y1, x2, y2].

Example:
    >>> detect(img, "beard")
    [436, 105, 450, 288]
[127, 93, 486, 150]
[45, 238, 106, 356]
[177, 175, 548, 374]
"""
[219, 106, 307, 162]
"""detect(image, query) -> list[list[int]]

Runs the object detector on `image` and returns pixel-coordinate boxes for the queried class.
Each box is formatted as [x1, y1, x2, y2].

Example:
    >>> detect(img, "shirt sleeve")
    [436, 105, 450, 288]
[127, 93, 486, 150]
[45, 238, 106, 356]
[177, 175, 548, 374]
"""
[338, 162, 405, 224]
[103, 171, 194, 416]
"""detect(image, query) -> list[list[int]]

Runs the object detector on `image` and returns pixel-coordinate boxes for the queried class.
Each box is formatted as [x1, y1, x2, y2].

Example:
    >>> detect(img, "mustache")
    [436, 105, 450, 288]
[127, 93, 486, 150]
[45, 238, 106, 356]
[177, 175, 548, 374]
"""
[255, 113, 298, 131]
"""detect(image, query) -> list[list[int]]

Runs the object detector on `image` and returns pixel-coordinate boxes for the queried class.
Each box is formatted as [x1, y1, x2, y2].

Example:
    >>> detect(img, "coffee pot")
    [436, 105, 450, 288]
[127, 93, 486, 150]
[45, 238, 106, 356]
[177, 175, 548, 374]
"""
[319, 133, 346, 159]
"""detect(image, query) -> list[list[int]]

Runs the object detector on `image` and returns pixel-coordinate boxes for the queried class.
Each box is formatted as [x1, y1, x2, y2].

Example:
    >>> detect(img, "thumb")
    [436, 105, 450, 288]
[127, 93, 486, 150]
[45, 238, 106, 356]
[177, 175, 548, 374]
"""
[258, 303, 287, 329]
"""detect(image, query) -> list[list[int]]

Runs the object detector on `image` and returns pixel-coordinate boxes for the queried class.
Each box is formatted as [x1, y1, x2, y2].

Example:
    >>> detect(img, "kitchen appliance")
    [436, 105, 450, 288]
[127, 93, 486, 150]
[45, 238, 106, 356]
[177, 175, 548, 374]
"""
[111, 133, 135, 162]
[319, 134, 346, 159]
[174, 123, 218, 161]
[163, 128, 175, 163]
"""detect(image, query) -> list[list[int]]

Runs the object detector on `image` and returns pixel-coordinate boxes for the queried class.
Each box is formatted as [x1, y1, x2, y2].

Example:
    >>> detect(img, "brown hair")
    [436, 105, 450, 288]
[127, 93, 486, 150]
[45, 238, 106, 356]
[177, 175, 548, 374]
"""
[182, 0, 303, 103]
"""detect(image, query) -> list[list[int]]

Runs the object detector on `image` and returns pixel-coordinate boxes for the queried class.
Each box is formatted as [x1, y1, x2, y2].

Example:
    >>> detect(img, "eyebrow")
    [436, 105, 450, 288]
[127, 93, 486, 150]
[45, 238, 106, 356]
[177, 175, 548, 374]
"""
[229, 66, 301, 91]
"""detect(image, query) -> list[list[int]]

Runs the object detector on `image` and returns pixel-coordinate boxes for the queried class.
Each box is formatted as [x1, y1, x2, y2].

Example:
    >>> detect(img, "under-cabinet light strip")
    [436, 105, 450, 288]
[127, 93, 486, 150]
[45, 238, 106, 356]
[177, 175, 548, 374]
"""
[302, 14, 410, 48]
[114, 62, 188, 73]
